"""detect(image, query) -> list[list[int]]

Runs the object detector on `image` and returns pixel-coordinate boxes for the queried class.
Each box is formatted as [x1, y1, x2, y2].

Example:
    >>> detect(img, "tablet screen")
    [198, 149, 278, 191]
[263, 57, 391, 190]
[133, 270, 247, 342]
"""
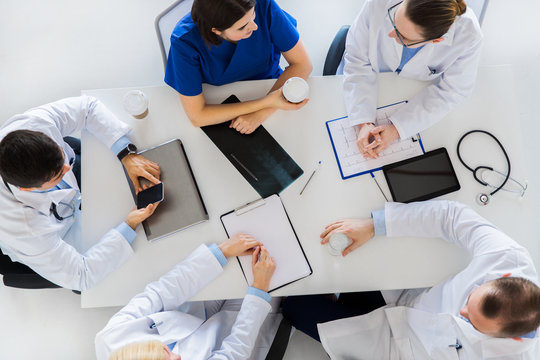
[382, 148, 460, 203]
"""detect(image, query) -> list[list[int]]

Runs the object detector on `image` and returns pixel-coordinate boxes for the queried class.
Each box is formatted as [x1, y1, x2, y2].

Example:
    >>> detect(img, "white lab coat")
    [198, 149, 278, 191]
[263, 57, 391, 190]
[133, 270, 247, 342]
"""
[343, 0, 483, 138]
[95, 244, 282, 360]
[0, 96, 133, 290]
[318, 201, 540, 359]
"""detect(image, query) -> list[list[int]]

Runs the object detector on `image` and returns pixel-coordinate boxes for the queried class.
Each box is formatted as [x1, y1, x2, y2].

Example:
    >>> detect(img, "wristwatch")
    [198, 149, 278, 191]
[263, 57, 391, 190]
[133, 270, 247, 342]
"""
[117, 143, 138, 161]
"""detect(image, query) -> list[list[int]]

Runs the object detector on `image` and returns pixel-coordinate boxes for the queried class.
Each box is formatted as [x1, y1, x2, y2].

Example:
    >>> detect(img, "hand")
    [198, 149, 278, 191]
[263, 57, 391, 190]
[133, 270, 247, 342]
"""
[264, 88, 309, 111]
[320, 218, 375, 256]
[125, 203, 159, 230]
[230, 108, 273, 134]
[362, 124, 399, 157]
[356, 123, 382, 159]
[219, 234, 262, 258]
[121, 154, 161, 193]
[251, 246, 276, 292]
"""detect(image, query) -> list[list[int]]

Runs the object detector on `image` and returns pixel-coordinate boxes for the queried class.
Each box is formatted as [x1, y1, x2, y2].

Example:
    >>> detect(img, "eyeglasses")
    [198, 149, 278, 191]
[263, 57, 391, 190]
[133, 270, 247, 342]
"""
[388, 1, 433, 48]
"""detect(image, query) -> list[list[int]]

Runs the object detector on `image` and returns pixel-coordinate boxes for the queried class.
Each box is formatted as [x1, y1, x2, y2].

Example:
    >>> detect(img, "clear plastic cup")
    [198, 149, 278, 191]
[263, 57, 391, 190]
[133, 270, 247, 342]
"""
[282, 77, 309, 103]
[122, 90, 149, 119]
[327, 232, 352, 256]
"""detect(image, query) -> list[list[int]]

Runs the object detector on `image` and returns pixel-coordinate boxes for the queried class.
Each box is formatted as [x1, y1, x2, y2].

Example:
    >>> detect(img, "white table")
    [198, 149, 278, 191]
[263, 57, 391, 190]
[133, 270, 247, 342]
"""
[81, 65, 535, 308]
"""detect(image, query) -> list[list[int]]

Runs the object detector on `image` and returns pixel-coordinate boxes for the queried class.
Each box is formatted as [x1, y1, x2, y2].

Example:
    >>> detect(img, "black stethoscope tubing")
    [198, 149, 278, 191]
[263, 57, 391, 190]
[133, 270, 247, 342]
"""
[456, 130, 511, 196]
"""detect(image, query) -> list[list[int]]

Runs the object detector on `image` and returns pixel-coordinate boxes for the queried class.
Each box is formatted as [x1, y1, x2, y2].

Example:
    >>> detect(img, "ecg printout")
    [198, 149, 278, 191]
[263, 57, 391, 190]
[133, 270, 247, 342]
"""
[326, 102, 424, 179]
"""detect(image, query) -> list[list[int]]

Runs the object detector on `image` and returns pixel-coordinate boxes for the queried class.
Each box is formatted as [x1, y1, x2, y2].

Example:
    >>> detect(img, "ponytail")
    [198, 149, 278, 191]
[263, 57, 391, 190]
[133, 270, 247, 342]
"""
[456, 0, 467, 16]
[405, 0, 468, 40]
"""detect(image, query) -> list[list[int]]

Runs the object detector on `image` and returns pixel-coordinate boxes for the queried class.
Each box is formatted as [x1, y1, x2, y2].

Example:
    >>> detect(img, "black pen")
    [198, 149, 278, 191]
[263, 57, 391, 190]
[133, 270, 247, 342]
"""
[370, 172, 389, 201]
[230, 154, 258, 181]
[300, 161, 322, 195]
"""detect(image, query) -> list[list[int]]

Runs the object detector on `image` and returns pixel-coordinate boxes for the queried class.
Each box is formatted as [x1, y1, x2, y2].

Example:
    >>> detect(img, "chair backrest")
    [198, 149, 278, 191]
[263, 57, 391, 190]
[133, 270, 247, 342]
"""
[155, 0, 195, 70]
[467, 0, 489, 25]
[0, 248, 59, 289]
[323, 25, 350, 76]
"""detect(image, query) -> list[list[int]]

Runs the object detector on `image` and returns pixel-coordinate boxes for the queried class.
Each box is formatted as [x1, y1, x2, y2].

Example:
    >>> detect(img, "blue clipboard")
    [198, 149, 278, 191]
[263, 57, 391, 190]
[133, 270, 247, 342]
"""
[326, 101, 425, 180]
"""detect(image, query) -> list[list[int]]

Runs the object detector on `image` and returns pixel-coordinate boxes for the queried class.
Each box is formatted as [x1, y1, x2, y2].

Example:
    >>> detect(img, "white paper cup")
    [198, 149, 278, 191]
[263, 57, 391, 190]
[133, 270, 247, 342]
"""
[327, 232, 352, 256]
[282, 77, 309, 103]
[122, 90, 149, 119]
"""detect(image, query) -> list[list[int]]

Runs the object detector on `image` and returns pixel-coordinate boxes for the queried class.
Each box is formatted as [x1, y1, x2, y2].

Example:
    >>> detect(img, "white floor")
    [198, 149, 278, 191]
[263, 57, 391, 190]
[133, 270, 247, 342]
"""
[1, 1, 540, 359]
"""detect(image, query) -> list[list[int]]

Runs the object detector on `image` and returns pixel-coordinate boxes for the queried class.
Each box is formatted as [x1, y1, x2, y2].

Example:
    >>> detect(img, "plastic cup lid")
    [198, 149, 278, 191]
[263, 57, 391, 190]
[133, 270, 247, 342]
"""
[123, 90, 148, 116]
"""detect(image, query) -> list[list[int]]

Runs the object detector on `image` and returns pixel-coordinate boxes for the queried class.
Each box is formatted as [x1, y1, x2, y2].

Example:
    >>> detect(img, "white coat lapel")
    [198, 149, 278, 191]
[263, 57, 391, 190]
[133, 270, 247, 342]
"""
[454, 316, 539, 358]
[386, 307, 459, 360]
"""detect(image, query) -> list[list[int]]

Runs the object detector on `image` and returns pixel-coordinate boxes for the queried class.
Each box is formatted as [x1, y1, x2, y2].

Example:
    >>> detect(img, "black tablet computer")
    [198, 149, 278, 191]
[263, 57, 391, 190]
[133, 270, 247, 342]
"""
[382, 148, 460, 203]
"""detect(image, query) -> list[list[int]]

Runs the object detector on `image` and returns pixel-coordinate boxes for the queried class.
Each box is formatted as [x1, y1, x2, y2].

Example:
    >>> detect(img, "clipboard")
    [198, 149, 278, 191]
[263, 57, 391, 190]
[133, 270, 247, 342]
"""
[220, 194, 312, 292]
[202, 95, 304, 198]
[326, 101, 425, 180]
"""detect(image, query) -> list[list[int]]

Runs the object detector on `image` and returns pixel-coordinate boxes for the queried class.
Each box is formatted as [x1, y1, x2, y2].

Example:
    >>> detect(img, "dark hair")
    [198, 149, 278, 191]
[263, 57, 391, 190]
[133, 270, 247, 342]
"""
[405, 0, 467, 40]
[0, 130, 65, 188]
[191, 0, 256, 46]
[481, 277, 540, 337]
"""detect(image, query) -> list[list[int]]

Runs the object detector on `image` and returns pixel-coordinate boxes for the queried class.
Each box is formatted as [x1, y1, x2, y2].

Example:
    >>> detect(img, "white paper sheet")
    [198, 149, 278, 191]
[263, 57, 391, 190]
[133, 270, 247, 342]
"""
[221, 194, 311, 292]
[327, 102, 424, 179]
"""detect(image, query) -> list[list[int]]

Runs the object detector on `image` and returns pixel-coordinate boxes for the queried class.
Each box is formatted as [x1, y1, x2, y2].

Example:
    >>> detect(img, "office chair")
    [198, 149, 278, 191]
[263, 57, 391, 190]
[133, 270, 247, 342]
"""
[155, 0, 194, 70]
[322, 25, 350, 76]
[0, 248, 59, 289]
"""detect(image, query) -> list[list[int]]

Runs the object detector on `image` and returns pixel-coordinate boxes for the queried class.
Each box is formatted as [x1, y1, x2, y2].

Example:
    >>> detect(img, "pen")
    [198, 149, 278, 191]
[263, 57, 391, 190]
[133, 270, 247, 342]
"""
[230, 154, 258, 181]
[370, 172, 389, 201]
[299, 161, 322, 195]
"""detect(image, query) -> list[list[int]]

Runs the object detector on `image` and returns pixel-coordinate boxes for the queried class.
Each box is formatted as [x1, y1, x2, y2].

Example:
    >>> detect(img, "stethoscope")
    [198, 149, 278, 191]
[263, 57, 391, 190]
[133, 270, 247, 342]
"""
[3, 179, 77, 221]
[456, 130, 527, 206]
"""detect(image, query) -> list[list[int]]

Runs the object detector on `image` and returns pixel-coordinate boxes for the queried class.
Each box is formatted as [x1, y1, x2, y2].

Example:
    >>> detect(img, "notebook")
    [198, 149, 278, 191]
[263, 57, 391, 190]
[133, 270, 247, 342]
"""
[126, 139, 208, 242]
[202, 95, 303, 198]
[220, 194, 312, 292]
[326, 101, 425, 180]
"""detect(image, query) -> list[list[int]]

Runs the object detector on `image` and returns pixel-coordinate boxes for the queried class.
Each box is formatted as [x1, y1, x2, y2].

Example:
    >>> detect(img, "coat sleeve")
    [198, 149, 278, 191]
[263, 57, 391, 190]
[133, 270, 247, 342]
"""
[10, 224, 133, 291]
[103, 244, 223, 329]
[209, 294, 272, 360]
[384, 200, 525, 257]
[389, 34, 483, 138]
[343, 0, 378, 126]
[24, 95, 131, 149]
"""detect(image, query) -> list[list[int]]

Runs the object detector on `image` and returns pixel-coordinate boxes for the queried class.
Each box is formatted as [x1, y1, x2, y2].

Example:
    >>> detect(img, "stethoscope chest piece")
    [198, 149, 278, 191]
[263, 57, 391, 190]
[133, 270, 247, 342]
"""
[476, 193, 490, 206]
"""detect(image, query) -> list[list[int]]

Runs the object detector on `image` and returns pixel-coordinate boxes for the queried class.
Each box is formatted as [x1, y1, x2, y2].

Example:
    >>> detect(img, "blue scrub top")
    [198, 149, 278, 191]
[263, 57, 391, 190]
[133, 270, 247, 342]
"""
[164, 0, 300, 96]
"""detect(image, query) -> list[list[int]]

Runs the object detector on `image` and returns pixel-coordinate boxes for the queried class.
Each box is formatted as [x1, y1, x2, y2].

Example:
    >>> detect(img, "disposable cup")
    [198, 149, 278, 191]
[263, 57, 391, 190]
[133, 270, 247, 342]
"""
[327, 232, 352, 256]
[122, 90, 149, 119]
[282, 77, 309, 103]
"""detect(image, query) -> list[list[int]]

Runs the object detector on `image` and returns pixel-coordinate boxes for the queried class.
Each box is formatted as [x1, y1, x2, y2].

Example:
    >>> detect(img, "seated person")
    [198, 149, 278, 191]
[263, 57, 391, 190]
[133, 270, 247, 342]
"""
[283, 201, 540, 359]
[165, 0, 312, 134]
[344, 0, 482, 158]
[95, 235, 280, 360]
[0, 96, 160, 291]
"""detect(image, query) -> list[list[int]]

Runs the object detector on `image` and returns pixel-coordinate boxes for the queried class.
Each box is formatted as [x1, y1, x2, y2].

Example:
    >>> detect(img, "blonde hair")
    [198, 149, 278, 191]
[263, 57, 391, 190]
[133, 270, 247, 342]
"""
[109, 340, 168, 360]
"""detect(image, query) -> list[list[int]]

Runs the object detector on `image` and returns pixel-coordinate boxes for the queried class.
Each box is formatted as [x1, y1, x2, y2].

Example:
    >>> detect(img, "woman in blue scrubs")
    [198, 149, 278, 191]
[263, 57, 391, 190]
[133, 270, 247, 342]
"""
[165, 0, 312, 134]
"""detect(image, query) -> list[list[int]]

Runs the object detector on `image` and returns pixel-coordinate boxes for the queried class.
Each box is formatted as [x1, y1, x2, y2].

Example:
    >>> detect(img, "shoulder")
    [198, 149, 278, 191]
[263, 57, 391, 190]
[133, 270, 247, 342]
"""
[350, 0, 391, 31]
[0, 114, 62, 144]
[170, 14, 202, 48]
[454, 8, 483, 43]
[360, 0, 394, 17]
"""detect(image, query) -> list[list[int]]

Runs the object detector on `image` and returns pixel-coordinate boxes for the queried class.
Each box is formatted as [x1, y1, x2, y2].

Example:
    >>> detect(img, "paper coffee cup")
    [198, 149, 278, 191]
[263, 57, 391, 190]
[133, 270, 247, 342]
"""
[123, 90, 149, 119]
[328, 232, 352, 256]
[282, 77, 309, 103]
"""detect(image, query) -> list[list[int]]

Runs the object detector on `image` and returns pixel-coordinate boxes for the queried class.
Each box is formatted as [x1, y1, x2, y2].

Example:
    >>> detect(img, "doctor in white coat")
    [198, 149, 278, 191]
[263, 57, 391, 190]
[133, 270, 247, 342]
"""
[0, 96, 160, 290]
[284, 201, 540, 359]
[344, 0, 483, 158]
[95, 235, 281, 360]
